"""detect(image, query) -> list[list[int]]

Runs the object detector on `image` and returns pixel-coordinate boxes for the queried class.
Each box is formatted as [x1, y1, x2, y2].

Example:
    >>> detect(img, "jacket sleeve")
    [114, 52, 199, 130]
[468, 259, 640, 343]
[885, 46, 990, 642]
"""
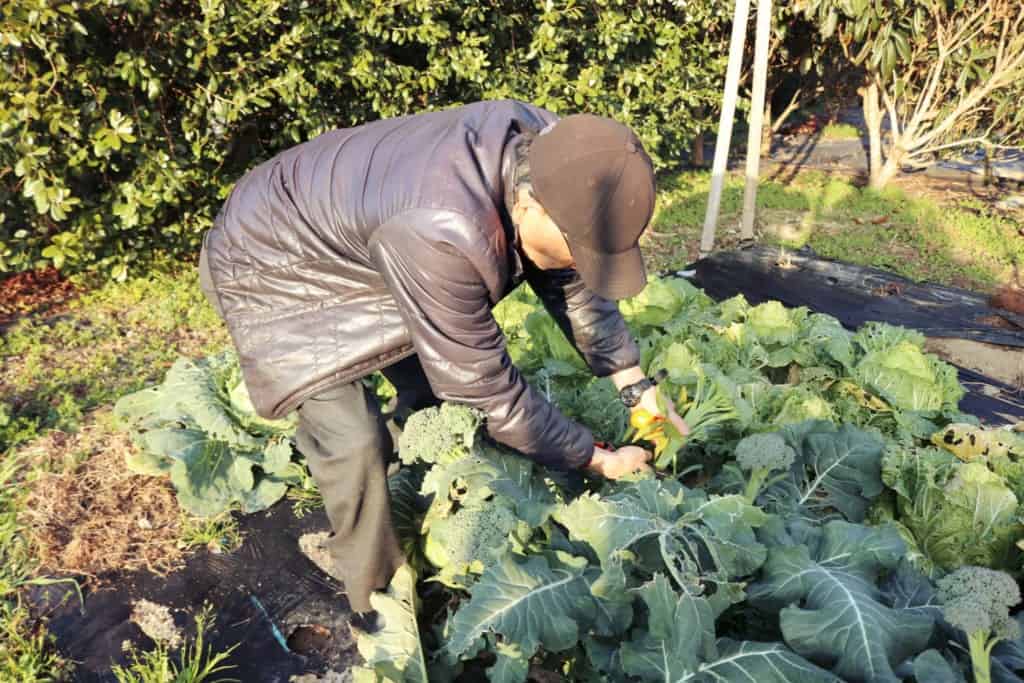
[369, 211, 594, 471]
[524, 262, 641, 377]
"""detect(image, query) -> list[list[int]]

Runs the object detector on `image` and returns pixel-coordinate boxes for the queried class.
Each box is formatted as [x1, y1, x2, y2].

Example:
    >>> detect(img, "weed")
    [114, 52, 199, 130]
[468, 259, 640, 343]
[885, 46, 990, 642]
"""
[179, 514, 243, 555]
[820, 122, 861, 141]
[0, 457, 74, 681]
[0, 603, 73, 682]
[113, 605, 238, 683]
[287, 464, 324, 519]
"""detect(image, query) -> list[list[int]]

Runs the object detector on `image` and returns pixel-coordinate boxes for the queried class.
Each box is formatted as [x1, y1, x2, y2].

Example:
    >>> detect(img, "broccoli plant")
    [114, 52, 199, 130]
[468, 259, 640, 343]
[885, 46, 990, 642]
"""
[936, 566, 1022, 683]
[423, 501, 518, 585]
[734, 432, 798, 504]
[397, 403, 483, 465]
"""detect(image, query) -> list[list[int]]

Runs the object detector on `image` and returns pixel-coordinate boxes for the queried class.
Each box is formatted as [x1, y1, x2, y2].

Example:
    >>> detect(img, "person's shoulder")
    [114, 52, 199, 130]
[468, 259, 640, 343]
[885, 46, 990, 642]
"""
[376, 207, 507, 272]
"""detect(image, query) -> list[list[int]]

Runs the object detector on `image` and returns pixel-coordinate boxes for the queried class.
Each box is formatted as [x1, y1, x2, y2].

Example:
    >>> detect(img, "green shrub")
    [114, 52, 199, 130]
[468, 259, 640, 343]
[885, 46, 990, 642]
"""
[1, 0, 731, 277]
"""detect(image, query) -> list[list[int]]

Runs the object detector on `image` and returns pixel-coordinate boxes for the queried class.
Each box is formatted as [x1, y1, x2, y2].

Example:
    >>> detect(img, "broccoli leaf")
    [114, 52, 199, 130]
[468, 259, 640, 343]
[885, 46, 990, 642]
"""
[698, 640, 843, 682]
[421, 446, 554, 527]
[905, 650, 966, 683]
[389, 466, 427, 568]
[750, 519, 935, 682]
[584, 556, 634, 637]
[762, 421, 886, 522]
[553, 478, 684, 568]
[620, 574, 716, 680]
[443, 552, 595, 665]
[555, 479, 767, 615]
[487, 642, 529, 683]
[355, 564, 429, 683]
[621, 575, 840, 682]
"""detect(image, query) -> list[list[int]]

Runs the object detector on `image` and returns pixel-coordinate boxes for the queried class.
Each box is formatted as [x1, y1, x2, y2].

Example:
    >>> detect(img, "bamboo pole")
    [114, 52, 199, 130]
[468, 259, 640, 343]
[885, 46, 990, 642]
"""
[700, 0, 751, 256]
[741, 0, 773, 241]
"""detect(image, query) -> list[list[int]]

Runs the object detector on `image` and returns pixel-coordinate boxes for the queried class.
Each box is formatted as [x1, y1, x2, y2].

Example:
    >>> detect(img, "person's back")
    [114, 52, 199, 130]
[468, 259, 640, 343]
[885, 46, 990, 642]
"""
[203, 100, 556, 418]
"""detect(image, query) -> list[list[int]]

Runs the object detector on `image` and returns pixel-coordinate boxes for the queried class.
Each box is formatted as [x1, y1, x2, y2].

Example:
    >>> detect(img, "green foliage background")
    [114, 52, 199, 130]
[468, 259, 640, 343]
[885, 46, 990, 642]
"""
[1, 0, 732, 277]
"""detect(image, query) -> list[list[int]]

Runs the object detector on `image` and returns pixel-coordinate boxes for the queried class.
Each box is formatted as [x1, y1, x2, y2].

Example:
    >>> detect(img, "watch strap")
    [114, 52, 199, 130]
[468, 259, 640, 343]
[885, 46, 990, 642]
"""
[619, 370, 668, 407]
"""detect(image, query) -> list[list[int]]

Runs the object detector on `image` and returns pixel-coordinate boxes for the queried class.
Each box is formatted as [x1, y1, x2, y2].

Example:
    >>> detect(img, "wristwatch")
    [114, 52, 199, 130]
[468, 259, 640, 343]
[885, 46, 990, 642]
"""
[619, 369, 668, 407]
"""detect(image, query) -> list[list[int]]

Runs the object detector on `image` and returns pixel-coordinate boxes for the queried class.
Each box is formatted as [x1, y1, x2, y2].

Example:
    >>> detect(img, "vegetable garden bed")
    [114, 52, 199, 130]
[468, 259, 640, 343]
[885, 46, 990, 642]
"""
[30, 267, 1024, 682]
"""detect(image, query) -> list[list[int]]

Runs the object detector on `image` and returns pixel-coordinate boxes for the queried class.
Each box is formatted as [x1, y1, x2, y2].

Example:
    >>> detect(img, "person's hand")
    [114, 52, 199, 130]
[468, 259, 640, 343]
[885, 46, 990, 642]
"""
[586, 444, 653, 479]
[635, 384, 690, 437]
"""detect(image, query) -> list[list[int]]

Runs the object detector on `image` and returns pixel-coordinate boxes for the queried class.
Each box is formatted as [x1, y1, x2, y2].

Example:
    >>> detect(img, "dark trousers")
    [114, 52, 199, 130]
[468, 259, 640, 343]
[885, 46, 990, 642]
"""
[294, 356, 437, 613]
[199, 245, 435, 613]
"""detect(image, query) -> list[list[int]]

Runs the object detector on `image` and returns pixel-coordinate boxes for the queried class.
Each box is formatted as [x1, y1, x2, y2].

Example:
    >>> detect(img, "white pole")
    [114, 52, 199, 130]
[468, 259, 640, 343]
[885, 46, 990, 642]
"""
[741, 0, 772, 241]
[700, 0, 751, 257]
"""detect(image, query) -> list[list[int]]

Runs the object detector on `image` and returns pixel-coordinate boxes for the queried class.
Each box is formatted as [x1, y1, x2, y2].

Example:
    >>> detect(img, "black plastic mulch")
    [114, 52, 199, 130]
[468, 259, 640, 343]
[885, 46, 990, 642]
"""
[31, 503, 358, 682]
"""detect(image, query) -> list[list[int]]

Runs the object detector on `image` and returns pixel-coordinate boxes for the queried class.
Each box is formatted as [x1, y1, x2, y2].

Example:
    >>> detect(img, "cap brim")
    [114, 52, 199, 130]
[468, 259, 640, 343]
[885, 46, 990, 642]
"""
[566, 239, 647, 301]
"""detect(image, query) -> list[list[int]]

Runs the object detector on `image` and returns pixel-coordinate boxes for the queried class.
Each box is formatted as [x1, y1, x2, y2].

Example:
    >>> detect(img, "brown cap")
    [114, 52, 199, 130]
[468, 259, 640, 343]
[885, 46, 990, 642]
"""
[529, 114, 654, 300]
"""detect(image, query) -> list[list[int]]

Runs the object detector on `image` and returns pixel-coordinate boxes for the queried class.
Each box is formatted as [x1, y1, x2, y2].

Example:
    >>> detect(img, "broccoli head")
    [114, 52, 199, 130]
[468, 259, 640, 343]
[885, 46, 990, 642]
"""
[937, 566, 1022, 683]
[734, 432, 797, 503]
[423, 501, 517, 584]
[398, 403, 484, 466]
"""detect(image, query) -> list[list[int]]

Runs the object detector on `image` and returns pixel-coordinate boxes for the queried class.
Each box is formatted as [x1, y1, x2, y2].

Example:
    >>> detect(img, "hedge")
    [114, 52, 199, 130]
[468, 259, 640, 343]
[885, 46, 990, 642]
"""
[1, 0, 732, 277]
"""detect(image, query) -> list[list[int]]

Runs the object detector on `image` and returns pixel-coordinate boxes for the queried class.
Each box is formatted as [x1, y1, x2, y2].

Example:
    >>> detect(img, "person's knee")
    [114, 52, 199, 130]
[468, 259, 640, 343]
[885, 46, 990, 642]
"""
[296, 416, 390, 464]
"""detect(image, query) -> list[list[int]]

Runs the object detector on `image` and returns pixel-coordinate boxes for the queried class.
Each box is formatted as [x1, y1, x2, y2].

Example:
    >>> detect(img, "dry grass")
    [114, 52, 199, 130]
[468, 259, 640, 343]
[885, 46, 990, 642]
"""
[18, 416, 184, 582]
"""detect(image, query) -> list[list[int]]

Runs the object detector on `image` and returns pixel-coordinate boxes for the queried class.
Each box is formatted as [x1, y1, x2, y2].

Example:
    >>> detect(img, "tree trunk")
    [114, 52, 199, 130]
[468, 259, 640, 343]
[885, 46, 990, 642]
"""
[862, 81, 884, 188]
[872, 154, 902, 189]
[692, 133, 706, 167]
[761, 99, 773, 156]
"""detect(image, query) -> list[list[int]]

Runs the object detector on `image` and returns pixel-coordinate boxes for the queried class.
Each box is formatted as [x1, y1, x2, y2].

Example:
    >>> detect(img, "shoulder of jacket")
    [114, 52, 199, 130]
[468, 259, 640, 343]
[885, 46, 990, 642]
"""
[375, 207, 503, 261]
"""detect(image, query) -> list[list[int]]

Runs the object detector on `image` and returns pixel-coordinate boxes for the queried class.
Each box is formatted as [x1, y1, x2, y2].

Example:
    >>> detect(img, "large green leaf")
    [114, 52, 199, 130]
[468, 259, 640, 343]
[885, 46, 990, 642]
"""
[389, 466, 427, 565]
[584, 557, 634, 637]
[443, 553, 595, 665]
[487, 642, 529, 683]
[355, 564, 428, 683]
[621, 575, 838, 683]
[691, 640, 842, 683]
[115, 352, 298, 516]
[555, 479, 766, 615]
[621, 574, 716, 680]
[750, 520, 935, 682]
[553, 478, 684, 567]
[762, 421, 885, 522]
[421, 447, 554, 526]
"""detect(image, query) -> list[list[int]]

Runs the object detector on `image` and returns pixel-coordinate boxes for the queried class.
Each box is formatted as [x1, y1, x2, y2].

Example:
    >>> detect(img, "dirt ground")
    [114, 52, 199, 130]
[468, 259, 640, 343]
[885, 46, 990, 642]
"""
[925, 337, 1024, 389]
[0, 267, 81, 333]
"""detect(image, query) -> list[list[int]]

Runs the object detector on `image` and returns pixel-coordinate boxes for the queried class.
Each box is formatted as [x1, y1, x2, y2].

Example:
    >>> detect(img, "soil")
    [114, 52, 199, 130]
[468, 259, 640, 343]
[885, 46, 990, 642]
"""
[19, 421, 185, 581]
[990, 285, 1024, 315]
[0, 267, 81, 332]
[925, 337, 1024, 389]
